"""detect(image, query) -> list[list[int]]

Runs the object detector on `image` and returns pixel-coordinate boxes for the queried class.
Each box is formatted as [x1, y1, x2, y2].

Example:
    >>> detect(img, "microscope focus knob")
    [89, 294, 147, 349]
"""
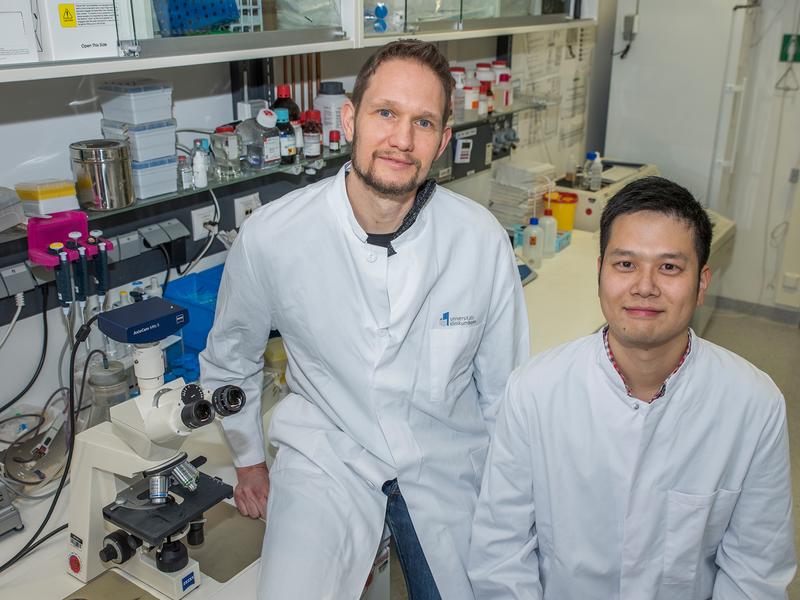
[99, 530, 135, 564]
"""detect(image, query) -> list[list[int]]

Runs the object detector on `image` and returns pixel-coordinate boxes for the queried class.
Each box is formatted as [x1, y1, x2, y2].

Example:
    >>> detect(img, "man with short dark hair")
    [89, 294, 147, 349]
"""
[201, 40, 528, 599]
[468, 176, 796, 599]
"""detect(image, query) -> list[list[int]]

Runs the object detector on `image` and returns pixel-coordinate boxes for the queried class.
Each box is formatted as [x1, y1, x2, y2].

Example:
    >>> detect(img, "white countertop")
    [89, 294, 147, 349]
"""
[0, 215, 735, 599]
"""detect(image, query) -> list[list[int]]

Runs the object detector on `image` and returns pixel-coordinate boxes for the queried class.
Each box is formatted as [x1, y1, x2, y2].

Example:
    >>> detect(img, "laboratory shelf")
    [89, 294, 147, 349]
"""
[0, 148, 350, 247]
[0, 36, 354, 85]
[360, 16, 589, 47]
[90, 147, 351, 221]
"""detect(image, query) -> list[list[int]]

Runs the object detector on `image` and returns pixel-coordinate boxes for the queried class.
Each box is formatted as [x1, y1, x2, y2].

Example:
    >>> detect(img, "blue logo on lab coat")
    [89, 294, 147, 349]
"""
[439, 312, 450, 326]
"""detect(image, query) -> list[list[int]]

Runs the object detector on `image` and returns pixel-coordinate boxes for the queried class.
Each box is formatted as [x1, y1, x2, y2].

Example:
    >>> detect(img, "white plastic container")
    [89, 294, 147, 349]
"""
[98, 80, 174, 125]
[101, 118, 177, 162]
[523, 217, 543, 269]
[314, 81, 347, 147]
[540, 209, 558, 258]
[131, 156, 178, 199]
[589, 153, 604, 192]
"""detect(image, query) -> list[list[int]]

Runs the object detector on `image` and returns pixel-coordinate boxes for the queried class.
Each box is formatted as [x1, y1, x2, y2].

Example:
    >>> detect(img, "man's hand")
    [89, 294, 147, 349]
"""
[234, 462, 270, 519]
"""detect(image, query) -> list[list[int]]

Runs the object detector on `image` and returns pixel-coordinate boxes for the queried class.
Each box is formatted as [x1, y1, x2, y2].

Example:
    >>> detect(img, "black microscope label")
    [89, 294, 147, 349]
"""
[70, 533, 83, 549]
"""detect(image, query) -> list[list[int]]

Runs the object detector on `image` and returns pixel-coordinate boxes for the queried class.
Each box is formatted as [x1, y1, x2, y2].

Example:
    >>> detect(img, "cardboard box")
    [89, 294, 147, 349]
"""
[32, 0, 119, 61]
[0, 0, 39, 64]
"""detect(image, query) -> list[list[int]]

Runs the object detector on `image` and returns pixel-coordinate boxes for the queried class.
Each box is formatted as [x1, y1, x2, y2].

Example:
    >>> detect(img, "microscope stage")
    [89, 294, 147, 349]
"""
[103, 471, 233, 547]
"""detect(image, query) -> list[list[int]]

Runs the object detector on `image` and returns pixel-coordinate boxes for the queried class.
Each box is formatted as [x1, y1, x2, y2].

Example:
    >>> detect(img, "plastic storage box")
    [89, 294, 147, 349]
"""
[101, 118, 177, 162]
[163, 265, 225, 352]
[14, 179, 80, 216]
[131, 156, 178, 199]
[98, 80, 173, 125]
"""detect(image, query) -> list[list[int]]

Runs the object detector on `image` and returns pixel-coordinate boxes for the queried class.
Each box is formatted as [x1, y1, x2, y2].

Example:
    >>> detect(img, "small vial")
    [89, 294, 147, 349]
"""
[303, 110, 323, 160]
[177, 156, 193, 190]
[329, 130, 341, 152]
[275, 108, 297, 165]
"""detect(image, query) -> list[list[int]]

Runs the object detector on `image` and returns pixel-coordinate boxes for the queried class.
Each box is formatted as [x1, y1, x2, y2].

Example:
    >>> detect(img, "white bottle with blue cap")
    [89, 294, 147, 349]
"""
[523, 217, 543, 269]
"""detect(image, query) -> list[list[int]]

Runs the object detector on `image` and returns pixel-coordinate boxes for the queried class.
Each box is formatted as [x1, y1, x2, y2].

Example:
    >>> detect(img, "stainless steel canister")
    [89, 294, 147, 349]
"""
[69, 139, 134, 211]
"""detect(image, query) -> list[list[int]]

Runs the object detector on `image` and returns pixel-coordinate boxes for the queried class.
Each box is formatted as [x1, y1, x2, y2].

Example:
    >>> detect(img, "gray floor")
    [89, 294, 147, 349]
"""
[388, 310, 800, 599]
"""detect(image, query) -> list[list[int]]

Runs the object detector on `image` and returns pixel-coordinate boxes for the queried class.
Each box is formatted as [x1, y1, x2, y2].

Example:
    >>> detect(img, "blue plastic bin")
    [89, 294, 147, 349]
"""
[164, 264, 225, 353]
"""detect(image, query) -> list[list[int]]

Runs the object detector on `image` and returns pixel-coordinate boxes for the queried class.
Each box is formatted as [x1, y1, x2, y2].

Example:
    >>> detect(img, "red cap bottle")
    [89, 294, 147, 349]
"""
[276, 84, 291, 99]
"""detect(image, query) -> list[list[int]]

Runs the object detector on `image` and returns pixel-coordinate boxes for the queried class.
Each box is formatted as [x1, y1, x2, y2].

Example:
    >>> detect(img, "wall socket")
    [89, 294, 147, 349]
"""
[234, 193, 262, 228]
[190, 205, 217, 241]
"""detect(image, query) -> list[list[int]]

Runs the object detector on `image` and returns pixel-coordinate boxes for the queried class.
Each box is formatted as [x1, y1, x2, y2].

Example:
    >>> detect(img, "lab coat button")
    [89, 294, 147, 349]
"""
[367, 252, 377, 263]
[633, 403, 640, 410]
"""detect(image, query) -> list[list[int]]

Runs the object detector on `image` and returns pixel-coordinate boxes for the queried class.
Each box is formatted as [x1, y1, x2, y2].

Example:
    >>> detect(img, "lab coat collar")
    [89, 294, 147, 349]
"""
[329, 162, 435, 247]
[595, 328, 699, 408]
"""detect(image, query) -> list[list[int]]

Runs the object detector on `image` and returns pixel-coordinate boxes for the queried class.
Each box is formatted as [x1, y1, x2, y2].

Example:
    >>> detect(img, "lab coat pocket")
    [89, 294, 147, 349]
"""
[429, 326, 481, 403]
[662, 488, 741, 586]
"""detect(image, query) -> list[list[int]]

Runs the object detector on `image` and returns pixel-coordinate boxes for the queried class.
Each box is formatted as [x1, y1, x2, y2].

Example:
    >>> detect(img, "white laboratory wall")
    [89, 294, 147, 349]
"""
[719, 0, 800, 310]
[0, 63, 233, 187]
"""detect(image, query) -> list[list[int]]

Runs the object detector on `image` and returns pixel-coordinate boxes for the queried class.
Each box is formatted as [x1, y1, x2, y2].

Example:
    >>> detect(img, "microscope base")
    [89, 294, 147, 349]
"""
[122, 551, 200, 599]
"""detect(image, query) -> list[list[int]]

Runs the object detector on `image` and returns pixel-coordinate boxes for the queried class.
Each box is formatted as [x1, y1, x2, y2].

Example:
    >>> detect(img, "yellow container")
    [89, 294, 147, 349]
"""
[547, 191, 578, 232]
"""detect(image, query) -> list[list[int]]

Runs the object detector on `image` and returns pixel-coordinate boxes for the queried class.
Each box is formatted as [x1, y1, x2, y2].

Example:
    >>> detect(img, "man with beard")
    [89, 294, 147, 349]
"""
[200, 40, 529, 599]
[468, 176, 795, 599]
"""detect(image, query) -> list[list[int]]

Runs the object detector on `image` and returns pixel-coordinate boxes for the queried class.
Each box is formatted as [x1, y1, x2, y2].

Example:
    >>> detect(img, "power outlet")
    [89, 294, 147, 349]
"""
[190, 205, 217, 241]
[234, 193, 262, 228]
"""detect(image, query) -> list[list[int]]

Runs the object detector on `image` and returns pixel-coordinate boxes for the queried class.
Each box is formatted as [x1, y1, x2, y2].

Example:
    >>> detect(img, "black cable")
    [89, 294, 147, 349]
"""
[176, 233, 217, 276]
[0, 314, 97, 575]
[76, 349, 108, 416]
[18, 523, 68, 557]
[0, 286, 49, 416]
[158, 245, 172, 295]
[612, 43, 632, 58]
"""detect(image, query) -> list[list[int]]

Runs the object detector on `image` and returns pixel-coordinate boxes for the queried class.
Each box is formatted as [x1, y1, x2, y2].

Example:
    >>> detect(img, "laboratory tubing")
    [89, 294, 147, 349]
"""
[191, 139, 208, 188]
[589, 152, 603, 192]
[303, 110, 323, 160]
[315, 81, 347, 147]
[329, 130, 341, 152]
[272, 84, 301, 121]
[540, 208, 558, 258]
[275, 108, 297, 164]
[524, 217, 543, 269]
[177, 156, 193, 190]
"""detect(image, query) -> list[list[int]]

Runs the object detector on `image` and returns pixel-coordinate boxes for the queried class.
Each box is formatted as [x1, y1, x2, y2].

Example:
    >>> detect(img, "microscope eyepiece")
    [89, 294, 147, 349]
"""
[211, 385, 246, 416]
[180, 399, 214, 429]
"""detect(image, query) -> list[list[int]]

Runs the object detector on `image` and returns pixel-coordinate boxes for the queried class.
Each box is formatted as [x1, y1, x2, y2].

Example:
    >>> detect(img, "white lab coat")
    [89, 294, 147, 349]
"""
[200, 163, 529, 599]
[469, 331, 796, 600]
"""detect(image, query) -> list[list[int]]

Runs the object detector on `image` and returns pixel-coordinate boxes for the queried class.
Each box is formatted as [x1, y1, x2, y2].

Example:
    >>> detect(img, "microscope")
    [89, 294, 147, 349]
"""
[66, 297, 245, 598]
